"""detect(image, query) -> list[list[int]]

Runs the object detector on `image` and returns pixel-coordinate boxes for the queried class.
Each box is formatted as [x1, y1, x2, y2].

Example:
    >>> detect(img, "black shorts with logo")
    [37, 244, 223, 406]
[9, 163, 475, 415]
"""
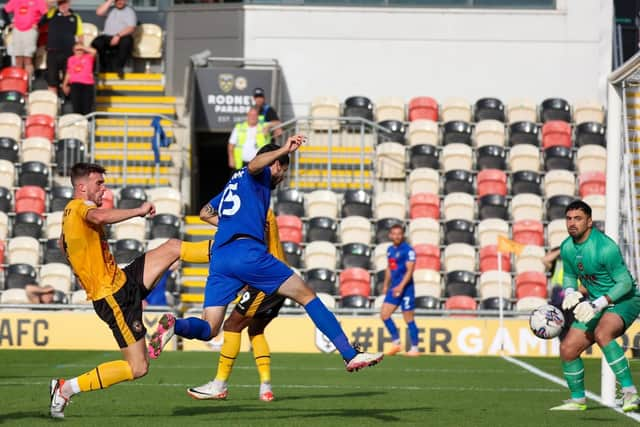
[93, 255, 149, 348]
[234, 286, 285, 319]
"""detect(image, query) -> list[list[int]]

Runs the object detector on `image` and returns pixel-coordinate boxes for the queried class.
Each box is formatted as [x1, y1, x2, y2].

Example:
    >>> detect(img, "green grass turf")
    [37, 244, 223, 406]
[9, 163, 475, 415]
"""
[0, 350, 638, 426]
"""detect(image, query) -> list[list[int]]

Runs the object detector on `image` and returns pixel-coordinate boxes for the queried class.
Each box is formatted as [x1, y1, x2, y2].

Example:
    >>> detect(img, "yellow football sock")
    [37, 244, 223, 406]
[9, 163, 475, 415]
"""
[180, 240, 212, 263]
[77, 360, 133, 392]
[215, 331, 241, 382]
[251, 334, 271, 384]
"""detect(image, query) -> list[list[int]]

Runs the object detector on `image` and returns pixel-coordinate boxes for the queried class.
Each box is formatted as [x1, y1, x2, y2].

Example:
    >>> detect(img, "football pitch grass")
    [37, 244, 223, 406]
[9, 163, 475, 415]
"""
[1, 350, 639, 426]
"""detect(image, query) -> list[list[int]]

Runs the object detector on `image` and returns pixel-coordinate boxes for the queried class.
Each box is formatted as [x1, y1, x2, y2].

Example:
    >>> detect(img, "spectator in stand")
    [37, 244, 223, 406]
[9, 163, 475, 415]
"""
[253, 87, 282, 140]
[3, 0, 48, 78]
[91, 0, 136, 77]
[227, 107, 268, 173]
[61, 43, 96, 115]
[25, 283, 66, 304]
[40, 0, 83, 94]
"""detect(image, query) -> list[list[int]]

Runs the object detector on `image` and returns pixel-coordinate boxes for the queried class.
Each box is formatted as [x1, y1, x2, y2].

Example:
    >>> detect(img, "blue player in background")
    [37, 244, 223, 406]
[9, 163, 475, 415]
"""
[149, 135, 383, 398]
[380, 224, 419, 356]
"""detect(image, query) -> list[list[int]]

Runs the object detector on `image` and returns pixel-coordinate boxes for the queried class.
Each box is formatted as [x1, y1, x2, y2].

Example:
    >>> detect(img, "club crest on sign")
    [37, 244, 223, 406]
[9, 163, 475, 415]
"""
[218, 73, 234, 93]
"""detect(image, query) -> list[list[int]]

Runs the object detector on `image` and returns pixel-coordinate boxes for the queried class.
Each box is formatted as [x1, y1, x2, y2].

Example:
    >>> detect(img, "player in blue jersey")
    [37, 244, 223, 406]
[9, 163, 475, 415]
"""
[380, 224, 419, 356]
[149, 135, 383, 398]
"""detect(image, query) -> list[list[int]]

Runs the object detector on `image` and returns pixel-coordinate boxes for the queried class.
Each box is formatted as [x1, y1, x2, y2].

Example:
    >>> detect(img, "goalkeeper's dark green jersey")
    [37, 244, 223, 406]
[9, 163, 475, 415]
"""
[560, 227, 639, 302]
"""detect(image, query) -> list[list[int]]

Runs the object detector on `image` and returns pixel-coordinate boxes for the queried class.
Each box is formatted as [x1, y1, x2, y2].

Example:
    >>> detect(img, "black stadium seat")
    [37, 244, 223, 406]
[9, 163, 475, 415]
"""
[511, 170, 542, 195]
[544, 146, 574, 171]
[373, 270, 385, 296]
[415, 295, 440, 309]
[0, 90, 25, 115]
[282, 241, 303, 268]
[341, 189, 372, 218]
[445, 270, 477, 297]
[409, 144, 440, 170]
[442, 121, 472, 145]
[341, 242, 371, 269]
[151, 214, 181, 239]
[305, 268, 337, 294]
[546, 195, 575, 221]
[0, 137, 18, 163]
[481, 297, 512, 311]
[444, 219, 475, 245]
[55, 139, 86, 176]
[307, 217, 337, 243]
[541, 98, 571, 123]
[443, 170, 474, 195]
[340, 295, 369, 309]
[114, 239, 144, 265]
[575, 122, 606, 148]
[5, 263, 37, 289]
[19, 161, 49, 188]
[377, 120, 406, 144]
[593, 221, 605, 232]
[275, 188, 305, 217]
[474, 97, 505, 122]
[478, 194, 508, 220]
[45, 238, 68, 264]
[50, 185, 73, 212]
[375, 218, 404, 244]
[0, 186, 12, 212]
[476, 145, 506, 170]
[509, 121, 539, 146]
[118, 186, 147, 209]
[13, 211, 43, 238]
[343, 96, 374, 123]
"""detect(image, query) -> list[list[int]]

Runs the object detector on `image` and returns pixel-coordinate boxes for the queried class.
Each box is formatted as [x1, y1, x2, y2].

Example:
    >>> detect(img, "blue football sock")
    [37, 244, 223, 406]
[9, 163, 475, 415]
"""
[304, 297, 357, 360]
[383, 318, 399, 342]
[174, 317, 212, 341]
[407, 321, 419, 347]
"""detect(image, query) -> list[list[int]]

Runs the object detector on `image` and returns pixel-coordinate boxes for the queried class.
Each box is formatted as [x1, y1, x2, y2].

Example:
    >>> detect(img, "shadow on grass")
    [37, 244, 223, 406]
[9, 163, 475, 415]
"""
[0, 411, 47, 422]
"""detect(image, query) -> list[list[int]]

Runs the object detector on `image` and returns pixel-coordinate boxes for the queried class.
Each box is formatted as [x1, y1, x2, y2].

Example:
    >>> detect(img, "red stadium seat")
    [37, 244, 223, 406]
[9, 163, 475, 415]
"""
[579, 171, 606, 197]
[276, 215, 303, 244]
[15, 186, 46, 215]
[477, 169, 507, 197]
[444, 295, 477, 311]
[25, 114, 55, 140]
[541, 120, 571, 149]
[338, 267, 371, 297]
[516, 271, 547, 299]
[101, 188, 114, 209]
[409, 192, 440, 219]
[512, 220, 544, 246]
[0, 240, 5, 270]
[479, 245, 511, 273]
[408, 97, 438, 121]
[0, 67, 28, 95]
[414, 243, 441, 270]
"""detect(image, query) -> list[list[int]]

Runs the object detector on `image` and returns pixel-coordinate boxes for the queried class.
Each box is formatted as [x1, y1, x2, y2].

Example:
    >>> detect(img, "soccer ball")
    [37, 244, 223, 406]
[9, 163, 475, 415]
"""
[529, 304, 565, 339]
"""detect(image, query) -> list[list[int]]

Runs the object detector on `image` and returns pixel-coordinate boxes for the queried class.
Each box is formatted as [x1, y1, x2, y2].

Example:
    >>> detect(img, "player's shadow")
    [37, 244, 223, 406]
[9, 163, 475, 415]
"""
[0, 411, 47, 422]
[280, 390, 385, 401]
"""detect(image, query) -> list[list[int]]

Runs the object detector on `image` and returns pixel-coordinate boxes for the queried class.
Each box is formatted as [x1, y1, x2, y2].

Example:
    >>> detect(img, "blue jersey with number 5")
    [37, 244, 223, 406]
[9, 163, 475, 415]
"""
[208, 167, 271, 250]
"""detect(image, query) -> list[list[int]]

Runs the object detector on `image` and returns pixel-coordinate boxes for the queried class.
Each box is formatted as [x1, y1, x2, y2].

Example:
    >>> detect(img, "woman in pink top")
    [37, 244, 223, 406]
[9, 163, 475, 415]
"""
[3, 0, 47, 77]
[62, 43, 96, 115]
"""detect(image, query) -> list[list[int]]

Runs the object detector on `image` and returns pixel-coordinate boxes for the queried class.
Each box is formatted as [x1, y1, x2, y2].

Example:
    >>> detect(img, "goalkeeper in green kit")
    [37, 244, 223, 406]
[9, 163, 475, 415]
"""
[551, 200, 640, 412]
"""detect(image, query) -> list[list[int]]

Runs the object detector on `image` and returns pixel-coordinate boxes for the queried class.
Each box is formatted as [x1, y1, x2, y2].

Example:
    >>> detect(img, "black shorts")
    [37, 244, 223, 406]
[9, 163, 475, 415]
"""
[93, 255, 149, 348]
[234, 286, 285, 319]
[46, 50, 70, 87]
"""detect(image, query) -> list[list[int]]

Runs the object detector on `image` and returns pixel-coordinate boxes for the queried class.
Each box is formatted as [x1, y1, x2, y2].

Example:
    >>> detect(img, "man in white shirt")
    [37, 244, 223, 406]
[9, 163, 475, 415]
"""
[91, 0, 136, 76]
[227, 108, 269, 172]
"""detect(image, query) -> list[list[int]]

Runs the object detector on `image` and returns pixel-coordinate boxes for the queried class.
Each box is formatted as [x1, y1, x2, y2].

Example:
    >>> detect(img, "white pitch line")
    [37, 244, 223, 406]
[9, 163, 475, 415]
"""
[502, 355, 640, 423]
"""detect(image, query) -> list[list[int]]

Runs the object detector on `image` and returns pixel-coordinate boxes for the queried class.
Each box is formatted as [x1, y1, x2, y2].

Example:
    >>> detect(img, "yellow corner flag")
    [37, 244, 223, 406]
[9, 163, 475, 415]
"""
[497, 235, 525, 256]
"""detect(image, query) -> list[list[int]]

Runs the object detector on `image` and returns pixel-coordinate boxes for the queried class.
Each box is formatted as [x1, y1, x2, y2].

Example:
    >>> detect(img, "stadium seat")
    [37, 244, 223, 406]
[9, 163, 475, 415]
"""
[102, 188, 114, 209]
[516, 271, 547, 299]
[282, 241, 303, 268]
[310, 96, 340, 131]
[477, 169, 507, 197]
[481, 297, 512, 311]
[341, 190, 372, 218]
[375, 97, 405, 122]
[0, 66, 28, 95]
[276, 215, 303, 244]
[340, 216, 371, 244]
[8, 236, 40, 266]
[543, 146, 574, 171]
[307, 217, 337, 243]
[316, 292, 336, 309]
[413, 269, 442, 303]
[409, 144, 439, 169]
[443, 169, 474, 195]
[508, 144, 540, 172]
[575, 122, 606, 148]
[27, 90, 58, 118]
[71, 289, 90, 304]
[0, 288, 29, 303]
[19, 161, 49, 188]
[113, 217, 147, 241]
[474, 120, 505, 147]
[408, 120, 438, 146]
[579, 171, 606, 197]
[58, 114, 89, 143]
[5, 263, 37, 289]
[118, 186, 148, 209]
[0, 112, 22, 141]
[474, 97, 505, 122]
[414, 294, 440, 310]
[0, 91, 25, 115]
[445, 270, 476, 297]
[443, 219, 475, 245]
[376, 142, 405, 179]
[374, 191, 406, 219]
[0, 187, 11, 213]
[441, 98, 471, 122]
[45, 211, 63, 239]
[373, 242, 392, 271]
[542, 121, 572, 149]
[306, 268, 337, 294]
[408, 218, 440, 245]
[40, 262, 72, 292]
[476, 145, 507, 171]
[15, 186, 46, 215]
[150, 214, 181, 239]
[147, 187, 182, 216]
[414, 244, 440, 271]
[21, 137, 52, 165]
[478, 218, 509, 247]
[544, 169, 575, 198]
[55, 138, 86, 175]
[132, 23, 163, 70]
[45, 238, 66, 264]
[514, 244, 545, 274]
[306, 190, 339, 220]
[409, 192, 440, 219]
[375, 217, 404, 243]
[443, 192, 474, 221]
[546, 194, 574, 221]
[276, 188, 305, 217]
[146, 238, 168, 251]
[540, 98, 571, 123]
[507, 98, 537, 123]
[510, 171, 542, 196]
[512, 220, 544, 246]
[304, 241, 337, 270]
[343, 96, 374, 123]
[0, 137, 18, 162]
[515, 296, 547, 312]
[574, 100, 605, 125]
[508, 121, 539, 146]
[377, 120, 406, 144]
[442, 121, 472, 146]
[0, 159, 15, 189]
[0, 211, 7, 240]
[81, 22, 99, 47]
[25, 116, 55, 143]
[444, 295, 477, 312]
[339, 267, 371, 297]
[114, 239, 144, 265]
[479, 245, 511, 273]
[576, 145, 607, 174]
[593, 220, 605, 232]
[341, 242, 371, 269]
[408, 168, 439, 195]
[340, 294, 370, 309]
[408, 97, 438, 122]
[443, 243, 475, 272]
[511, 193, 543, 221]
[583, 194, 606, 221]
[547, 219, 568, 248]
[479, 271, 512, 300]
[13, 211, 43, 238]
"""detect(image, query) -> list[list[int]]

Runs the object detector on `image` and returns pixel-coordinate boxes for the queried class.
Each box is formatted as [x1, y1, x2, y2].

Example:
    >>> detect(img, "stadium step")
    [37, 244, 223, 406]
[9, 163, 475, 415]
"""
[96, 106, 177, 115]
